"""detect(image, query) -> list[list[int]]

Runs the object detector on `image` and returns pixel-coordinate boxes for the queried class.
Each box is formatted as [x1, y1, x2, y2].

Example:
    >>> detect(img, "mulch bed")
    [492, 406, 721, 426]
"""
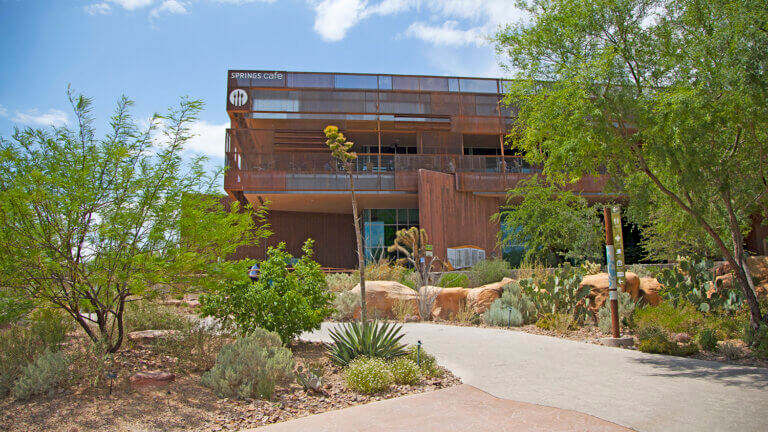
[0, 341, 460, 432]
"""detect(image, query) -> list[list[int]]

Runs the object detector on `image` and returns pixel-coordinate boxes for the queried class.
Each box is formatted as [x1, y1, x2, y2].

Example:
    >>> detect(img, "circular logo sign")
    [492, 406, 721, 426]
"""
[229, 89, 248, 107]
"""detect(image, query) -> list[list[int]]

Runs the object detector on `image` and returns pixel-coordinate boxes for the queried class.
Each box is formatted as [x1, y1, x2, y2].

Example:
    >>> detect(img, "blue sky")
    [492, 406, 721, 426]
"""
[0, 0, 524, 169]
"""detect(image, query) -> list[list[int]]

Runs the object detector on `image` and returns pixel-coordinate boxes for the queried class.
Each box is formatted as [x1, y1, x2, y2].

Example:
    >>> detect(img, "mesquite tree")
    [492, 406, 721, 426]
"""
[0, 89, 269, 352]
[324, 125, 367, 322]
[495, 0, 768, 331]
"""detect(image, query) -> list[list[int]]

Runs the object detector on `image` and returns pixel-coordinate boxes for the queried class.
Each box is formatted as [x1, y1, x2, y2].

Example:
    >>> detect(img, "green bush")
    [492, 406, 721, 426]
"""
[331, 291, 360, 321]
[201, 328, 294, 399]
[633, 302, 704, 336]
[325, 273, 358, 292]
[200, 239, 334, 344]
[0, 289, 34, 325]
[743, 324, 768, 359]
[344, 357, 393, 394]
[327, 320, 408, 366]
[636, 324, 699, 356]
[125, 301, 191, 333]
[697, 328, 719, 351]
[363, 259, 409, 282]
[12, 349, 69, 400]
[597, 291, 636, 334]
[29, 308, 72, 348]
[499, 280, 537, 324]
[405, 345, 443, 377]
[483, 299, 523, 327]
[535, 313, 577, 334]
[437, 273, 469, 288]
[388, 357, 421, 385]
[719, 342, 742, 360]
[469, 258, 510, 287]
[657, 257, 742, 313]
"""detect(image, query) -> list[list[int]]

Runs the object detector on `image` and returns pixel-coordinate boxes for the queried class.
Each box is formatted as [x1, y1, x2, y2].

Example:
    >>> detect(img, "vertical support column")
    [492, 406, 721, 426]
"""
[604, 207, 620, 338]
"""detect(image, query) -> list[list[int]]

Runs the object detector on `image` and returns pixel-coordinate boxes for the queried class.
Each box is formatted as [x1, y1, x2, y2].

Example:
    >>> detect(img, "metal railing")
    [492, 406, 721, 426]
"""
[225, 152, 541, 175]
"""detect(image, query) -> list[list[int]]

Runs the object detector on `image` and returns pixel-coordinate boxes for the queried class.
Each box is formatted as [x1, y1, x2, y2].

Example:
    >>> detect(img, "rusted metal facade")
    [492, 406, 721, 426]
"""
[224, 70, 607, 268]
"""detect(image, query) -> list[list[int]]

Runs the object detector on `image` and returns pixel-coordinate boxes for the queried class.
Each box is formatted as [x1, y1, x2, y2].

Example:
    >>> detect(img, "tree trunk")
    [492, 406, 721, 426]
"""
[347, 168, 367, 323]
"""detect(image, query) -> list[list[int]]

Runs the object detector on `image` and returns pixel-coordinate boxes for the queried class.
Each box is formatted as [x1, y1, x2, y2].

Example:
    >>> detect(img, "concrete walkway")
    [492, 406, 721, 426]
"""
[298, 322, 768, 432]
[248, 384, 632, 432]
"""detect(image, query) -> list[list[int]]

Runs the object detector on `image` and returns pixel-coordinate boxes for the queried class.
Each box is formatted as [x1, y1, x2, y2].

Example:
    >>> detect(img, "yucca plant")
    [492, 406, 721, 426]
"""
[327, 320, 408, 366]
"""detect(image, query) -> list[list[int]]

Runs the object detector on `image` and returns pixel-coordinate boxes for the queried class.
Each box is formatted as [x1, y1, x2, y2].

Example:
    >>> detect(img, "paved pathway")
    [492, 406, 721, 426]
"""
[300, 322, 768, 432]
[248, 384, 632, 432]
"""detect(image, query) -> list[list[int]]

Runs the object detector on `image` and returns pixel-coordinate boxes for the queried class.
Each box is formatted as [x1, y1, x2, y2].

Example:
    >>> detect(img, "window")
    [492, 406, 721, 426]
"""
[335, 74, 378, 89]
[419, 77, 449, 91]
[459, 78, 499, 93]
[392, 76, 419, 91]
[287, 73, 334, 88]
[378, 75, 393, 90]
[363, 209, 420, 262]
[251, 90, 298, 111]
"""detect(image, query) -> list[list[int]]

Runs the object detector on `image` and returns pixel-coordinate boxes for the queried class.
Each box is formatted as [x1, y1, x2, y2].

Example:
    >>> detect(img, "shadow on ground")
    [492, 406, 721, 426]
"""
[629, 354, 768, 389]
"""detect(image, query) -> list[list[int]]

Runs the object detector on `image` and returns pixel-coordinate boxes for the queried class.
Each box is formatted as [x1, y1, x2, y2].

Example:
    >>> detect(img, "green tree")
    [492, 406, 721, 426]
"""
[199, 239, 334, 343]
[494, 176, 604, 265]
[324, 125, 368, 322]
[0, 89, 269, 352]
[495, 0, 768, 330]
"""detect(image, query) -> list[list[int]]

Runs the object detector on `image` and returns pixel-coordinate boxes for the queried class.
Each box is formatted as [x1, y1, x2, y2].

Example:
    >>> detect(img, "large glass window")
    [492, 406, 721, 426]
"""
[287, 73, 334, 88]
[335, 74, 378, 89]
[251, 90, 299, 111]
[459, 78, 499, 93]
[392, 76, 419, 91]
[378, 75, 393, 90]
[419, 77, 449, 91]
[363, 208, 419, 262]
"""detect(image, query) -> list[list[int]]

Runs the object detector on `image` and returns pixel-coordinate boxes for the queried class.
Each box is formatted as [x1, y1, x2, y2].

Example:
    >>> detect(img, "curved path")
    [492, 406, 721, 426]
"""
[301, 322, 768, 432]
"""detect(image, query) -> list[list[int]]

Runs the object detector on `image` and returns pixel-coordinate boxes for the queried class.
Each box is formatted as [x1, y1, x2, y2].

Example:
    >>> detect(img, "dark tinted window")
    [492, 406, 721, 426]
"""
[448, 78, 460, 92]
[392, 76, 419, 91]
[335, 74, 378, 89]
[459, 79, 499, 93]
[287, 73, 334, 88]
[420, 77, 449, 91]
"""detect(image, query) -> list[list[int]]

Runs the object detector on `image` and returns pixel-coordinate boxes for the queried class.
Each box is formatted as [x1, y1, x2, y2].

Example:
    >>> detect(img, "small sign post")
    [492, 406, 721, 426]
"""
[604, 207, 621, 338]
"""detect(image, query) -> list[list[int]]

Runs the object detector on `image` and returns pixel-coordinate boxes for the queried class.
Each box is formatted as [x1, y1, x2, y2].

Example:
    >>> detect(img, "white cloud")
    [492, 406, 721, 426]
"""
[186, 120, 229, 157]
[307, 0, 525, 44]
[312, 0, 368, 42]
[11, 109, 69, 127]
[84, 2, 113, 15]
[109, 0, 155, 10]
[214, 0, 276, 3]
[0, 105, 7, 117]
[150, 0, 188, 19]
[404, 20, 486, 46]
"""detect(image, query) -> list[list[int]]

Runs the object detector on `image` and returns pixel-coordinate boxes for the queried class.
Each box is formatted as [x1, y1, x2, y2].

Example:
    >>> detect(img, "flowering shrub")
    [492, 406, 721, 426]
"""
[388, 357, 421, 385]
[344, 357, 393, 394]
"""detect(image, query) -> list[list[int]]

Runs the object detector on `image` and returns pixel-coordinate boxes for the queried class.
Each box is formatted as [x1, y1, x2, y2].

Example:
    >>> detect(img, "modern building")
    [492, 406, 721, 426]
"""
[222, 70, 616, 268]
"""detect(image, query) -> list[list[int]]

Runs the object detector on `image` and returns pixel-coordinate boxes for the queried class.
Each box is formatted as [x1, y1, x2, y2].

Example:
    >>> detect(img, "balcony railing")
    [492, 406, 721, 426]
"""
[225, 152, 540, 175]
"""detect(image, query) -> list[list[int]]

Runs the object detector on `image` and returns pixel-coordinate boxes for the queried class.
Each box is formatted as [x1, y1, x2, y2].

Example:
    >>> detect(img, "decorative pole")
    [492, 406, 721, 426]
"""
[604, 207, 620, 338]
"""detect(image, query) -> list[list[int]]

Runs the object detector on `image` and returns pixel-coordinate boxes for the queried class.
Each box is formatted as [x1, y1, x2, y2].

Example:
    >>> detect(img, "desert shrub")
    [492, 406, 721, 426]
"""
[704, 313, 748, 340]
[697, 328, 719, 351]
[451, 299, 476, 323]
[12, 349, 69, 400]
[417, 286, 439, 321]
[520, 264, 591, 322]
[0, 326, 40, 396]
[155, 322, 229, 372]
[327, 320, 407, 366]
[331, 291, 360, 321]
[392, 298, 415, 322]
[581, 260, 602, 275]
[125, 301, 191, 333]
[515, 258, 550, 285]
[388, 357, 421, 385]
[437, 273, 469, 288]
[657, 257, 742, 313]
[535, 313, 577, 334]
[469, 258, 510, 287]
[201, 329, 294, 399]
[344, 357, 393, 394]
[597, 291, 637, 334]
[200, 239, 334, 344]
[28, 308, 72, 348]
[325, 273, 358, 292]
[364, 258, 408, 282]
[719, 342, 742, 360]
[405, 345, 443, 377]
[633, 302, 704, 336]
[743, 324, 768, 359]
[499, 281, 537, 324]
[70, 338, 115, 388]
[483, 299, 523, 327]
[626, 264, 658, 278]
[403, 270, 422, 289]
[636, 324, 699, 356]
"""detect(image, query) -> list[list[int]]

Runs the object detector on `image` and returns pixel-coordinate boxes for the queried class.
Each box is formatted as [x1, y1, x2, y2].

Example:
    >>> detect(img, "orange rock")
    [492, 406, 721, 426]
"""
[129, 371, 175, 387]
[712, 256, 768, 299]
[349, 281, 418, 319]
[466, 277, 513, 314]
[639, 277, 662, 306]
[432, 277, 513, 320]
[579, 272, 650, 313]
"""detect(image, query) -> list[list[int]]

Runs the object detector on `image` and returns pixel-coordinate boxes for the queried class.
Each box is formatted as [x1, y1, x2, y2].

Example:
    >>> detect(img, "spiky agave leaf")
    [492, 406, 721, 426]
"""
[326, 320, 408, 366]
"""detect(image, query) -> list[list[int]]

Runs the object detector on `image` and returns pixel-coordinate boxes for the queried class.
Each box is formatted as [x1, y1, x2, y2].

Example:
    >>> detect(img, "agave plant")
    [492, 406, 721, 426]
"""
[326, 320, 408, 366]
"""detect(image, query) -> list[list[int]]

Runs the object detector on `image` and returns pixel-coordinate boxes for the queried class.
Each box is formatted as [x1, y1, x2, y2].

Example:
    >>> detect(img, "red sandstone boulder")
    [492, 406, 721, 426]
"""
[580, 272, 661, 312]
[129, 371, 175, 387]
[432, 277, 513, 320]
[466, 277, 514, 314]
[713, 256, 768, 299]
[350, 281, 418, 319]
